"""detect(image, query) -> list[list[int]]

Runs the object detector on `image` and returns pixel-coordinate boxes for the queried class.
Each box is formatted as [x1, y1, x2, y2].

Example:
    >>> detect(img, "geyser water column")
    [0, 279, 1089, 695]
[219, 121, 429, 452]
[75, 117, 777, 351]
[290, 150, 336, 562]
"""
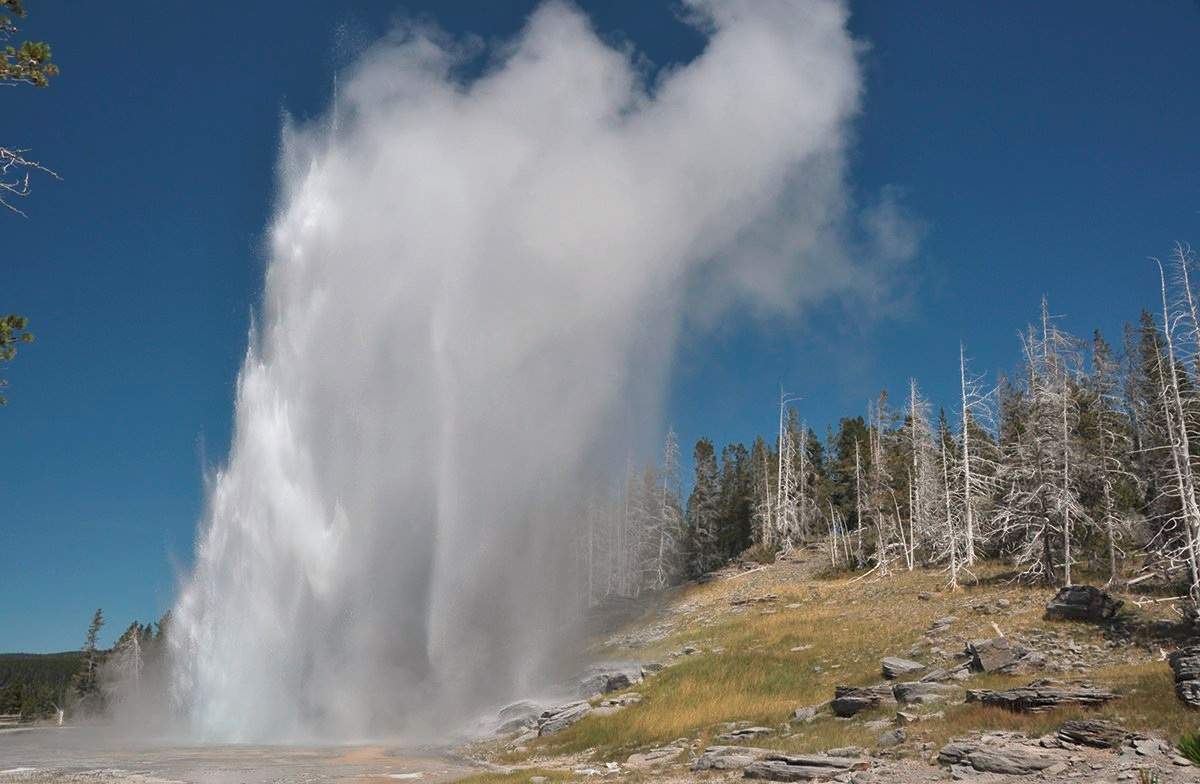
[171, 0, 886, 741]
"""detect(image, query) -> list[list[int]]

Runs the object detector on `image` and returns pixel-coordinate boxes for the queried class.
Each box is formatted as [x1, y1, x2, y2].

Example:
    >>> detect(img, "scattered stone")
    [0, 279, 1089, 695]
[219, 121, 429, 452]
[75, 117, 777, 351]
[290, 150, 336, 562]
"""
[966, 636, 1030, 673]
[965, 679, 1118, 713]
[892, 681, 963, 705]
[918, 592, 932, 601]
[1044, 585, 1123, 622]
[743, 753, 870, 782]
[1056, 719, 1135, 749]
[938, 738, 1060, 775]
[831, 684, 897, 717]
[690, 745, 775, 771]
[537, 700, 592, 735]
[1169, 645, 1200, 709]
[878, 728, 906, 747]
[881, 657, 925, 679]
[716, 726, 775, 742]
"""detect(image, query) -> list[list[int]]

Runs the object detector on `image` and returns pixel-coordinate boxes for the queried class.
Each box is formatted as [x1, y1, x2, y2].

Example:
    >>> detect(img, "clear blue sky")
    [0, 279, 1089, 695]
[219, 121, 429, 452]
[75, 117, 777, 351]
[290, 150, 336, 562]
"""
[2, 1, 1198, 652]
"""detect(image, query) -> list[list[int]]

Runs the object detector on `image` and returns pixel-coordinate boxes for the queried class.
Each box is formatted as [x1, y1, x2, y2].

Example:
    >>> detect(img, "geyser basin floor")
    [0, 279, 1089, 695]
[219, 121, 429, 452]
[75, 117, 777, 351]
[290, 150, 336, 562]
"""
[0, 728, 479, 784]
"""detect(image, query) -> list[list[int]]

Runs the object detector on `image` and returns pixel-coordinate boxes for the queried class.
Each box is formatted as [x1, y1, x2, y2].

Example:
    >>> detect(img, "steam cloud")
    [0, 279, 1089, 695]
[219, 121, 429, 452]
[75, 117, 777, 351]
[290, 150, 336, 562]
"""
[170, 0, 913, 741]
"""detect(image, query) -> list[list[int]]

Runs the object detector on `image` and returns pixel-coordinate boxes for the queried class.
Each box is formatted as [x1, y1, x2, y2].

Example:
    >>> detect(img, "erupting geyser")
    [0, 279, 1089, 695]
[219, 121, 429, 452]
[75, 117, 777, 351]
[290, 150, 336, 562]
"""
[170, 0, 909, 742]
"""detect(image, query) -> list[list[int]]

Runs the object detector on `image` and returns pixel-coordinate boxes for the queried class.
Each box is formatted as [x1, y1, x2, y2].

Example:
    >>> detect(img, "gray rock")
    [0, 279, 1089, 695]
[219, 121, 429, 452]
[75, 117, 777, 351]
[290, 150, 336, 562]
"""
[1056, 719, 1134, 749]
[893, 681, 963, 705]
[878, 729, 906, 747]
[691, 745, 775, 771]
[495, 700, 541, 734]
[716, 726, 775, 742]
[1169, 645, 1200, 709]
[965, 679, 1118, 713]
[881, 657, 925, 679]
[966, 637, 1030, 673]
[938, 739, 1060, 775]
[537, 700, 591, 735]
[744, 753, 869, 782]
[792, 705, 820, 723]
[831, 684, 896, 717]
[1044, 585, 1123, 622]
[577, 663, 643, 696]
[625, 746, 682, 769]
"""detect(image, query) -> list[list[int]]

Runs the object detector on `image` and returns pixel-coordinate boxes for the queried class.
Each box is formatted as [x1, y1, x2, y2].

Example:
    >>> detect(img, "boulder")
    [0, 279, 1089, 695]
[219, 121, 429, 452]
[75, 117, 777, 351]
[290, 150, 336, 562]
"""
[830, 683, 897, 717]
[881, 656, 924, 679]
[966, 636, 1030, 672]
[1056, 719, 1134, 749]
[690, 745, 775, 771]
[743, 753, 869, 782]
[537, 701, 591, 735]
[1169, 645, 1200, 709]
[1044, 585, 1123, 622]
[938, 739, 1060, 775]
[965, 679, 1118, 713]
[892, 681, 963, 705]
[577, 663, 643, 696]
[495, 700, 541, 734]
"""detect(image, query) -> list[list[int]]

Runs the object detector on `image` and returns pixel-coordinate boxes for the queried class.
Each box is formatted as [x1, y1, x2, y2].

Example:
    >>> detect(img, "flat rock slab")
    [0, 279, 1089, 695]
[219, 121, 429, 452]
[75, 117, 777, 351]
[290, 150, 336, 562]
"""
[691, 745, 776, 771]
[1044, 585, 1123, 622]
[939, 739, 1060, 775]
[893, 681, 963, 705]
[1169, 645, 1200, 709]
[881, 656, 925, 679]
[537, 700, 591, 735]
[716, 726, 775, 742]
[966, 679, 1117, 713]
[1056, 719, 1135, 749]
[831, 683, 897, 717]
[743, 753, 869, 782]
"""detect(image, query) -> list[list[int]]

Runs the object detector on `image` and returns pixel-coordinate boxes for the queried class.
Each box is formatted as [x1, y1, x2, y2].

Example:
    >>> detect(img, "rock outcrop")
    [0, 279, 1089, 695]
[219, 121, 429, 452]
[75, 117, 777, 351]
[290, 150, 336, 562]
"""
[965, 636, 1030, 672]
[537, 700, 591, 735]
[743, 753, 869, 782]
[830, 683, 896, 717]
[1043, 585, 1123, 622]
[1056, 719, 1134, 748]
[690, 745, 775, 771]
[577, 663, 643, 697]
[1169, 645, 1200, 709]
[892, 680, 963, 705]
[965, 679, 1117, 713]
[938, 736, 1060, 775]
[880, 656, 924, 679]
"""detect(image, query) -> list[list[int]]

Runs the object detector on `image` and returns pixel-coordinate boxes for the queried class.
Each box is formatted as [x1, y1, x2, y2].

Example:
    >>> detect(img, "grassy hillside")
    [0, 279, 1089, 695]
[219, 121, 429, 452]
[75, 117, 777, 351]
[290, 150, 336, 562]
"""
[478, 548, 1196, 774]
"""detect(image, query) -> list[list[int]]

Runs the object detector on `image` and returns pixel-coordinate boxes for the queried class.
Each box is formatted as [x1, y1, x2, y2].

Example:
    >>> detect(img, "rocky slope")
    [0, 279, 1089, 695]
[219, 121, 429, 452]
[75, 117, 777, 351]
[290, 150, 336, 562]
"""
[462, 546, 1200, 783]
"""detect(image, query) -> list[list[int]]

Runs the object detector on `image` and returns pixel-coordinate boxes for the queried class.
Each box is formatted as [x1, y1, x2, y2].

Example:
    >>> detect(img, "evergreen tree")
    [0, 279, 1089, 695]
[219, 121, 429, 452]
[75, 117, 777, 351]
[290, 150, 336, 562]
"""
[685, 438, 721, 576]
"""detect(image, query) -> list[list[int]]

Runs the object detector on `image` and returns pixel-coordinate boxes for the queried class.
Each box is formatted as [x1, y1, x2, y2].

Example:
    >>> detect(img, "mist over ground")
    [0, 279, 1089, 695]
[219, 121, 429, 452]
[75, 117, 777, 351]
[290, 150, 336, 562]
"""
[167, 0, 914, 742]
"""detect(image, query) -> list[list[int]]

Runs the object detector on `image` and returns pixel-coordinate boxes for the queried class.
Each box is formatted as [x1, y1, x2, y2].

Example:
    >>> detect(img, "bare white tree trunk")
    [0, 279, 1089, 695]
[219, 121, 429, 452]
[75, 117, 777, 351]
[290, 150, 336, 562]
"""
[959, 343, 977, 565]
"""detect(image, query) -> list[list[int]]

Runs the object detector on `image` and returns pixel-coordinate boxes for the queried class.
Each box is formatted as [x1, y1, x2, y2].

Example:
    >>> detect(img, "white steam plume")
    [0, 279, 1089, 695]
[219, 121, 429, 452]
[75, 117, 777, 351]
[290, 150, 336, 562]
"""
[169, 0, 912, 741]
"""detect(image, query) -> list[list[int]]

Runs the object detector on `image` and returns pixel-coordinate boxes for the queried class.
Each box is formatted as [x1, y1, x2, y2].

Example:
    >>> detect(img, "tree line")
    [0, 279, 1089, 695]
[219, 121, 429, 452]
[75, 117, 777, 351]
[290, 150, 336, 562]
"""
[581, 244, 1200, 615]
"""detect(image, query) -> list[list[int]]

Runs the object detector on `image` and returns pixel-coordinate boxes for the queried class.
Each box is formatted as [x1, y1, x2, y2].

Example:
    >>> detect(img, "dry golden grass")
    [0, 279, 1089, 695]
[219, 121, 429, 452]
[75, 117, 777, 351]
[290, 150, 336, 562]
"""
[514, 557, 1196, 763]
